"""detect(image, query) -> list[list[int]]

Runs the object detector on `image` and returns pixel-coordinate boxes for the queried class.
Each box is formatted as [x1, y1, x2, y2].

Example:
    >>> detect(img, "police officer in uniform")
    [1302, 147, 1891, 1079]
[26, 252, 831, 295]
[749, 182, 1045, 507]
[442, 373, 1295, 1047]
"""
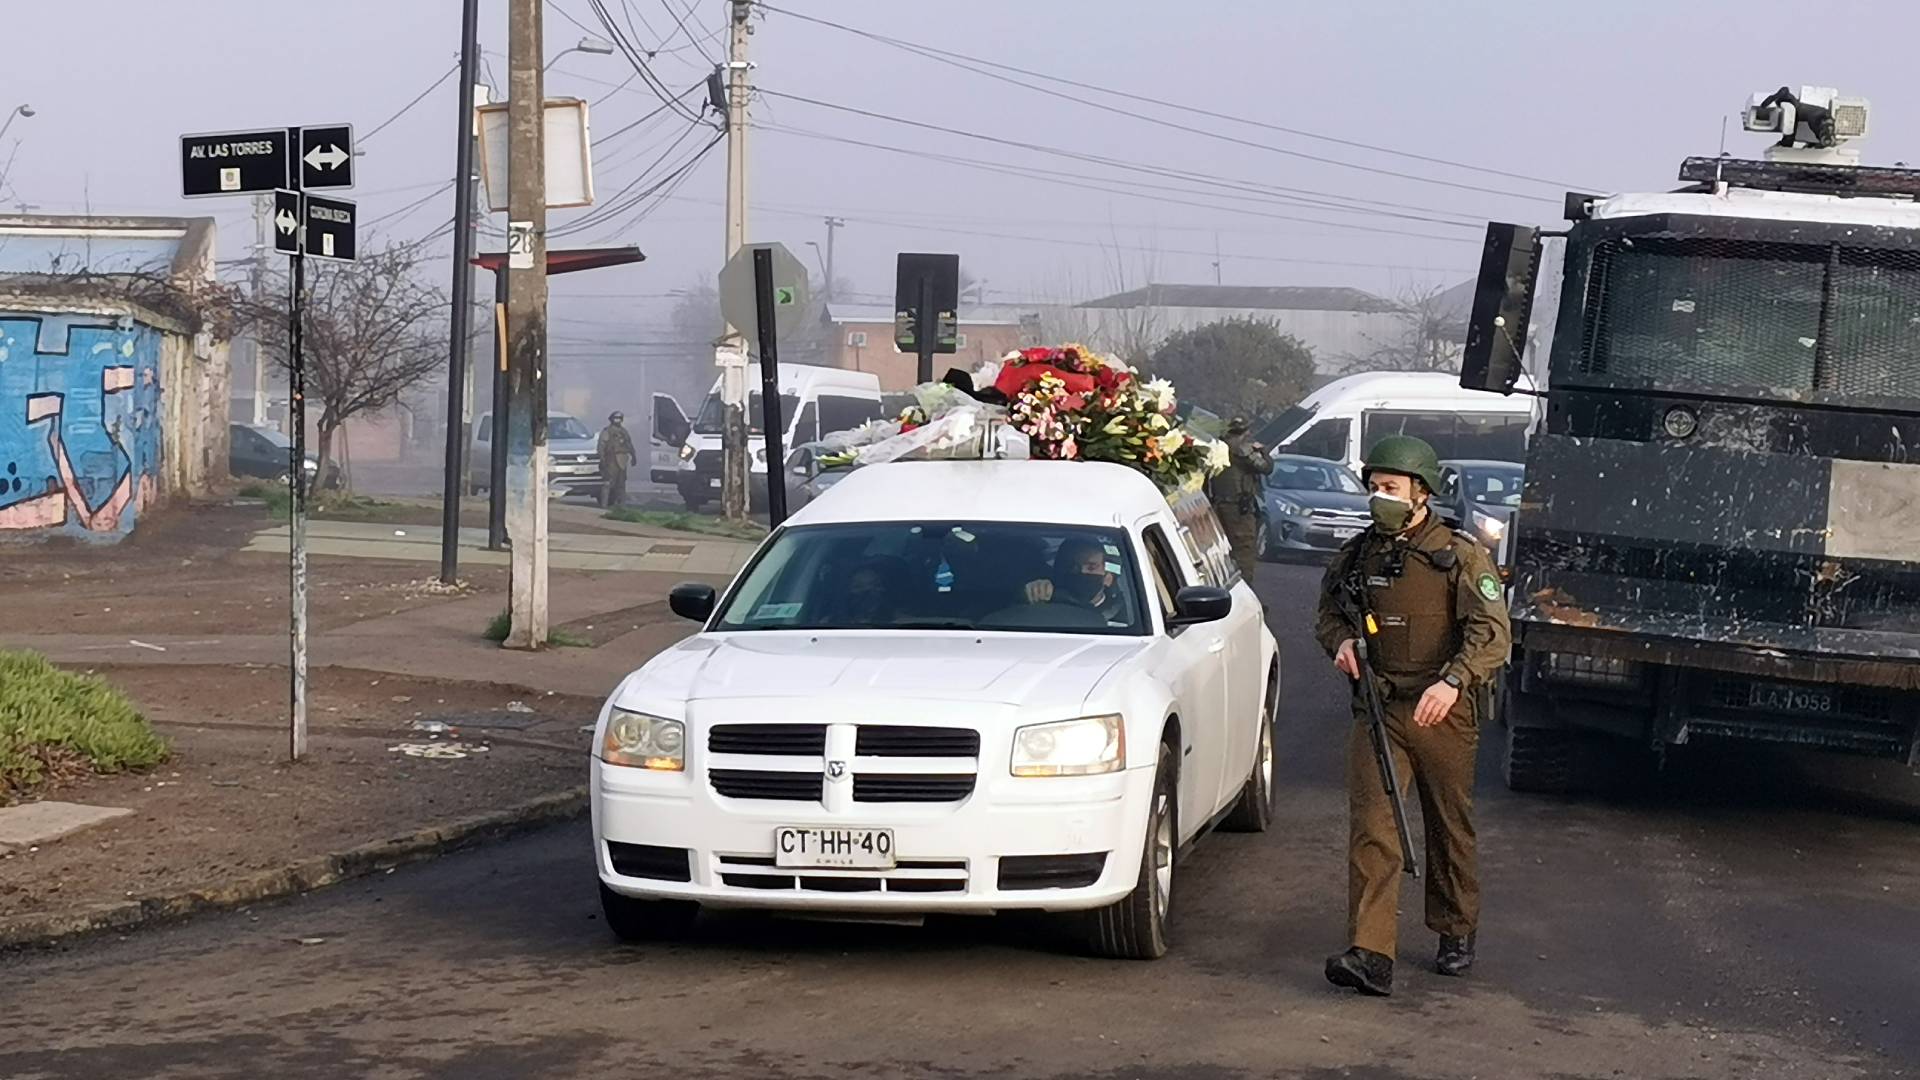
[1213, 417, 1273, 583]
[1314, 435, 1511, 996]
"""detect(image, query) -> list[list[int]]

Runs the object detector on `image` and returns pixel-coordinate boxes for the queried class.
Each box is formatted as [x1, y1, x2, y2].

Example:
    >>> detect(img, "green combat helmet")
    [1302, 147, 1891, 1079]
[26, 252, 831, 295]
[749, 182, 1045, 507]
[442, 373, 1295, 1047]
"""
[1361, 435, 1444, 493]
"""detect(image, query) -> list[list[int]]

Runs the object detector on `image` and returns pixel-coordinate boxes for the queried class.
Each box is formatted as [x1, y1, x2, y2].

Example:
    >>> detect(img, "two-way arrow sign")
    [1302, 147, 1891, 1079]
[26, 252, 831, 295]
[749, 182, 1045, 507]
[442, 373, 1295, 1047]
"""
[298, 124, 354, 190]
[273, 190, 301, 255]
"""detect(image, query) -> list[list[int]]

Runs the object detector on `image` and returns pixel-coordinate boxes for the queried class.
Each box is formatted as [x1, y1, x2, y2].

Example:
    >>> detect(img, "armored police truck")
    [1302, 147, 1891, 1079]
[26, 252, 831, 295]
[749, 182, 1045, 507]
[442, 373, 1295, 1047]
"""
[1459, 87, 1920, 792]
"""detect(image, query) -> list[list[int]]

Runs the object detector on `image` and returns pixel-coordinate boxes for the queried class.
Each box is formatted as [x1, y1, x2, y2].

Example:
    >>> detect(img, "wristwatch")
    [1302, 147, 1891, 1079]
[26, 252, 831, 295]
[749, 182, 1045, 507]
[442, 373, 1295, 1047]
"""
[1441, 673, 1464, 690]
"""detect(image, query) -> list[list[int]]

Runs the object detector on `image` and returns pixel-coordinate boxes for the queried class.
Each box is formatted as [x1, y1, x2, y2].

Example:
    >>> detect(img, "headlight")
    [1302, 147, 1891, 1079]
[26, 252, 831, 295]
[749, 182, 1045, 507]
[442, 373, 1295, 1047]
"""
[1472, 510, 1506, 539]
[753, 447, 767, 466]
[601, 708, 685, 771]
[678, 443, 695, 461]
[1011, 715, 1124, 777]
[1274, 499, 1303, 516]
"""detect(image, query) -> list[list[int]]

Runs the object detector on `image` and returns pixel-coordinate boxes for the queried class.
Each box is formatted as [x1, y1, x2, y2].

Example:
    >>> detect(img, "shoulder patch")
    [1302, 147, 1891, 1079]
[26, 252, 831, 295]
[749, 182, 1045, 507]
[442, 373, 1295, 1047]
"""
[1477, 573, 1502, 601]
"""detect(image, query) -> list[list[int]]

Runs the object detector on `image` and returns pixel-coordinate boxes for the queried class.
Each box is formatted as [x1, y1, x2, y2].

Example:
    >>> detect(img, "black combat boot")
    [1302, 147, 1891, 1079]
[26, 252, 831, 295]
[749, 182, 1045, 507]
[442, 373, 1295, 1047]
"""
[1436, 932, 1476, 977]
[1324, 947, 1394, 996]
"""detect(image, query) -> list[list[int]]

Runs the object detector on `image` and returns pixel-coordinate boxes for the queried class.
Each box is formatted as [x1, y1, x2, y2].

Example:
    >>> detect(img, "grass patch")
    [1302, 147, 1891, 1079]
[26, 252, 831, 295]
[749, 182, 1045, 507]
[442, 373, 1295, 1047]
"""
[242, 485, 396, 523]
[0, 651, 168, 801]
[604, 507, 766, 541]
[482, 610, 590, 648]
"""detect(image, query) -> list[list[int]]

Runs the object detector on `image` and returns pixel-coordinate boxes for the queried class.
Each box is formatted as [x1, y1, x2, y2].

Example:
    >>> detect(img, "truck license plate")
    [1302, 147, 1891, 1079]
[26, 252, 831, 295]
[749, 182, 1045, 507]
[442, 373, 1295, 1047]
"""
[1745, 682, 1835, 716]
[775, 826, 895, 869]
[1333, 526, 1362, 540]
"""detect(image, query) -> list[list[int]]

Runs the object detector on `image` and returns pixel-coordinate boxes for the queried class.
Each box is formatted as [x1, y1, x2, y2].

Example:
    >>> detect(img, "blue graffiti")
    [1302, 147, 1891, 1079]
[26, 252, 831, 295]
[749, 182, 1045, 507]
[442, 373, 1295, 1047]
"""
[0, 314, 164, 538]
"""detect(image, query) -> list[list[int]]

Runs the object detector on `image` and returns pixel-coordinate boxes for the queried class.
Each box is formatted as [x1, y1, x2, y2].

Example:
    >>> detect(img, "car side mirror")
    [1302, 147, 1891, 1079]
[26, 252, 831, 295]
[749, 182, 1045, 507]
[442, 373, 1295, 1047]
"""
[1460, 222, 1540, 396]
[669, 582, 717, 623]
[1168, 585, 1232, 628]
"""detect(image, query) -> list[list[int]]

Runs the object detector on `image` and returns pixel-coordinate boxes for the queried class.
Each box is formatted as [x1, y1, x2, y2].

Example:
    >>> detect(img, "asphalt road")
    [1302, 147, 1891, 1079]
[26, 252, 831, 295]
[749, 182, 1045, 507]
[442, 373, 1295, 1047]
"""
[5, 562, 1918, 1080]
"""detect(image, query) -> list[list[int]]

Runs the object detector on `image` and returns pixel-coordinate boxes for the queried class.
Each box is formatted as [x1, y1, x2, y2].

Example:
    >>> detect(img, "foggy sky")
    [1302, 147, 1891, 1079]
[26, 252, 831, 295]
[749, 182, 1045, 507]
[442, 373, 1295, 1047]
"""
[4, 0, 1917, 373]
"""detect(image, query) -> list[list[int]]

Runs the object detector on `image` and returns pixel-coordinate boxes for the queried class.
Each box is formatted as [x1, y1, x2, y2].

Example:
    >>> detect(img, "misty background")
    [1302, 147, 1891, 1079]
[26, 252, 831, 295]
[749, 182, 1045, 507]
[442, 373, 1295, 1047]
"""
[4, 0, 1914, 446]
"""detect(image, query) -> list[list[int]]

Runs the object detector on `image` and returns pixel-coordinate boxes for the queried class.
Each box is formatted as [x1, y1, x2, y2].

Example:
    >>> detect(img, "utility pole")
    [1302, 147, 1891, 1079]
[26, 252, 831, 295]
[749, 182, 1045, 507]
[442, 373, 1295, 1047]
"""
[822, 215, 842, 303]
[439, 0, 481, 585]
[718, 0, 752, 524]
[250, 193, 269, 426]
[504, 0, 550, 648]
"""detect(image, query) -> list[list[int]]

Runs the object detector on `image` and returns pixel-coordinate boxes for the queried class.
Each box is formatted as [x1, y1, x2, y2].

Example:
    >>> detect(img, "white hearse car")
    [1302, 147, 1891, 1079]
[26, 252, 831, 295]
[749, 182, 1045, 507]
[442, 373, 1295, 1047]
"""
[590, 458, 1280, 958]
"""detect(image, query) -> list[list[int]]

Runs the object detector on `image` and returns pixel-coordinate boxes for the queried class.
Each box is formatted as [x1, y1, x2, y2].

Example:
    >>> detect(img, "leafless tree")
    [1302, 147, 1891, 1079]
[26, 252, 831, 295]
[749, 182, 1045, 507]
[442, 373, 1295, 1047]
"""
[1340, 281, 1463, 375]
[246, 244, 448, 487]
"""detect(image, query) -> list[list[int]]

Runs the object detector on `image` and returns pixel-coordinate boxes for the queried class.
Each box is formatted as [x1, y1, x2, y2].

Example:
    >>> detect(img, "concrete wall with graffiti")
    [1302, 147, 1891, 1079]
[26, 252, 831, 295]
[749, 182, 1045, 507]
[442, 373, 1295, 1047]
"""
[0, 310, 169, 539]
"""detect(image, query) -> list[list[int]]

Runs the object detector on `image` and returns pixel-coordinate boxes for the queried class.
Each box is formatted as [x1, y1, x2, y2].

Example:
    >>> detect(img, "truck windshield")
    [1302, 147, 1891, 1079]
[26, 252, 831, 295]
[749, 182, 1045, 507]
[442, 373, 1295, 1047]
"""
[1578, 237, 1920, 399]
[693, 392, 799, 435]
[549, 416, 591, 441]
[713, 522, 1147, 636]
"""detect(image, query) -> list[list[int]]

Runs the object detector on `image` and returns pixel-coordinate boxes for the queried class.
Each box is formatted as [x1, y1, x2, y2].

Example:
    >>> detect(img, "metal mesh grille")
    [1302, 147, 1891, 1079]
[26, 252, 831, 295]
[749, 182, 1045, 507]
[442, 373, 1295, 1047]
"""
[1579, 236, 1920, 399]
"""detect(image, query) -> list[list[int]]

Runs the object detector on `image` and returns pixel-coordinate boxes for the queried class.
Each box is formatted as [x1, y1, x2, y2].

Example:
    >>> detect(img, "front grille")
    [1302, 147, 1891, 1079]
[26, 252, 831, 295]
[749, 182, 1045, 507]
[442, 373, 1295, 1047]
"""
[710, 724, 827, 756]
[694, 448, 722, 477]
[852, 774, 977, 803]
[606, 842, 692, 882]
[714, 854, 969, 895]
[710, 768, 822, 801]
[998, 852, 1108, 891]
[1307, 509, 1367, 524]
[855, 726, 980, 758]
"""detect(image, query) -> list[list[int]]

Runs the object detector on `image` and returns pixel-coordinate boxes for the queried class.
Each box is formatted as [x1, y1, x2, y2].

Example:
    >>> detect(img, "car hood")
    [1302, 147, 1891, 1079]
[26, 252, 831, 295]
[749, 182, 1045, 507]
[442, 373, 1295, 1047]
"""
[1270, 489, 1368, 512]
[550, 437, 598, 453]
[617, 631, 1146, 713]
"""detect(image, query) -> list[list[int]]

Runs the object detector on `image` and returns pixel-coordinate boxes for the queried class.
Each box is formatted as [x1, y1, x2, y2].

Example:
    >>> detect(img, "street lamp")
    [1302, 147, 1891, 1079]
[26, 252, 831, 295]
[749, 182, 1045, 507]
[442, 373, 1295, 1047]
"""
[545, 36, 615, 71]
[0, 104, 34, 145]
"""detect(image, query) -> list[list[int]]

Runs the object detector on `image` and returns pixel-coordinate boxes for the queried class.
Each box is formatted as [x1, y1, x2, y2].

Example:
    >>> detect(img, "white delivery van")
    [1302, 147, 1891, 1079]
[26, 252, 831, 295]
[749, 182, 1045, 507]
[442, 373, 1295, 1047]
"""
[1262, 371, 1538, 474]
[654, 364, 884, 511]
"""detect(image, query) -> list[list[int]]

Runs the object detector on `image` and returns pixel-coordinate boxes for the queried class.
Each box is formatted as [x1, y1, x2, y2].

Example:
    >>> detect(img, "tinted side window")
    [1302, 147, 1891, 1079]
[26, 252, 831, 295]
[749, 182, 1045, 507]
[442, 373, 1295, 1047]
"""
[1284, 417, 1351, 462]
[818, 394, 881, 436]
[1141, 526, 1185, 621]
[792, 402, 819, 445]
[1361, 410, 1531, 462]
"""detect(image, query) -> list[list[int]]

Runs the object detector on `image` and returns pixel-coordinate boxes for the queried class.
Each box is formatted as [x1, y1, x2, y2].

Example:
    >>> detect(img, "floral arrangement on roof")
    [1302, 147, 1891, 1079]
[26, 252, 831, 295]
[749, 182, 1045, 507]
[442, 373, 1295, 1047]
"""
[979, 344, 1226, 489]
[806, 344, 1225, 492]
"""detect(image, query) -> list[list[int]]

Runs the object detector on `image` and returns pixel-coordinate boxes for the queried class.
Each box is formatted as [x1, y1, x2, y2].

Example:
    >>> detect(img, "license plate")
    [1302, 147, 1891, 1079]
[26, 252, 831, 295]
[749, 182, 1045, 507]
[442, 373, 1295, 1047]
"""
[1332, 526, 1362, 540]
[775, 826, 895, 869]
[1745, 682, 1835, 716]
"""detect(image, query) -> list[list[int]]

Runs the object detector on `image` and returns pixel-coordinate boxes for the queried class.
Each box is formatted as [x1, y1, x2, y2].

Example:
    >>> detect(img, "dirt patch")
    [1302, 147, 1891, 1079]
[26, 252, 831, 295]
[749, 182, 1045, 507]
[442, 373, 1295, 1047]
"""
[0, 664, 600, 921]
[0, 501, 507, 636]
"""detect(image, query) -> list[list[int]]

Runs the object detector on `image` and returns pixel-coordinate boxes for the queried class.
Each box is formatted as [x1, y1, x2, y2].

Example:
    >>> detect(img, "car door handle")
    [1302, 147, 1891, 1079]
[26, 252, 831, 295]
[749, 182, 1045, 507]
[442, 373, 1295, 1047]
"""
[1207, 637, 1227, 654]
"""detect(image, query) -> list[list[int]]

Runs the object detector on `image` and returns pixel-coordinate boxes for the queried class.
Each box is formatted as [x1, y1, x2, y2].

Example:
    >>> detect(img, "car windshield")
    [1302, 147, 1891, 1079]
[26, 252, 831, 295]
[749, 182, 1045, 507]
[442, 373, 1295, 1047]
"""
[714, 521, 1147, 636]
[1270, 458, 1363, 494]
[1462, 465, 1524, 507]
[250, 426, 292, 450]
[549, 416, 592, 441]
[693, 392, 799, 435]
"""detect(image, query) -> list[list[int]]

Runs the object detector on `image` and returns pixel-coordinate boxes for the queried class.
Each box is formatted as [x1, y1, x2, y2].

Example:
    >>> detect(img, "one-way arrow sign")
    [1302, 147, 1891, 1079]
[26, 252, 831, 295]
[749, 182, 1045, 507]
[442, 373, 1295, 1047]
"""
[273, 189, 301, 255]
[298, 124, 354, 190]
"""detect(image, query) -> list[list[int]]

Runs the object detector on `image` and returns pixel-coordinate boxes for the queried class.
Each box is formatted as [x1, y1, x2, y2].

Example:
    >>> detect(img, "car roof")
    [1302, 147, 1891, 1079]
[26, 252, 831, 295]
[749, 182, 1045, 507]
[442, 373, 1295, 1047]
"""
[786, 460, 1171, 527]
[1297, 370, 1538, 410]
[1272, 454, 1352, 469]
[1439, 458, 1524, 470]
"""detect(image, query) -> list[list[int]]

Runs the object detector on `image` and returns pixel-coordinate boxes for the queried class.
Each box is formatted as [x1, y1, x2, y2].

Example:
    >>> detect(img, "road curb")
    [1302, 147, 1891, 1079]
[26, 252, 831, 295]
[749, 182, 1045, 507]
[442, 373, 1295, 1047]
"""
[0, 785, 587, 951]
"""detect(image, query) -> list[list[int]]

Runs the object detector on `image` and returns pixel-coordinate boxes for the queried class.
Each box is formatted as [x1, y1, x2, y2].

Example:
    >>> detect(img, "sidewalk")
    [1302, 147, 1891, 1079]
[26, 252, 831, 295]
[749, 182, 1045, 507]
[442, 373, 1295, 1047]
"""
[0, 500, 744, 946]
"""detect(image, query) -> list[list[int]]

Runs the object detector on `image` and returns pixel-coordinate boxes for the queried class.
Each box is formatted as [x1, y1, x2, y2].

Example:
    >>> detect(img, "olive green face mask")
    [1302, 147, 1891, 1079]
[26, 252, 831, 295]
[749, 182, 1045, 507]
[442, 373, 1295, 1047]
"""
[1368, 492, 1414, 533]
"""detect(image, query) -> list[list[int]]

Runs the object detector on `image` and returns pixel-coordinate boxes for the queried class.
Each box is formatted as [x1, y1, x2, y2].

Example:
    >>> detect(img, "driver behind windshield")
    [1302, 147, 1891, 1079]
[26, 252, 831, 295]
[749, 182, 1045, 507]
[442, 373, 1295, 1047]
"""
[1024, 537, 1130, 624]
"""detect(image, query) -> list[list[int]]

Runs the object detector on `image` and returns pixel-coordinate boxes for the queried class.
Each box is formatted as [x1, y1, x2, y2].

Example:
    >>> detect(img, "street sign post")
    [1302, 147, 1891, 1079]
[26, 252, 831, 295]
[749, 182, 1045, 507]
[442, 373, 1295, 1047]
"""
[719, 241, 808, 343]
[302, 193, 358, 262]
[180, 129, 290, 197]
[751, 247, 791, 527]
[894, 252, 961, 383]
[298, 124, 355, 190]
[272, 189, 300, 255]
[178, 119, 359, 762]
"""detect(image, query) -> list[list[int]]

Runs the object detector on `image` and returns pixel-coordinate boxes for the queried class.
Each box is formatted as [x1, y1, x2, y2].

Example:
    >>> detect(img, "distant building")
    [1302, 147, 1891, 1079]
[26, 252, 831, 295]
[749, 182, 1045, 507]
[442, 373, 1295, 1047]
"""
[820, 304, 1026, 391]
[1074, 283, 1410, 376]
[0, 214, 230, 540]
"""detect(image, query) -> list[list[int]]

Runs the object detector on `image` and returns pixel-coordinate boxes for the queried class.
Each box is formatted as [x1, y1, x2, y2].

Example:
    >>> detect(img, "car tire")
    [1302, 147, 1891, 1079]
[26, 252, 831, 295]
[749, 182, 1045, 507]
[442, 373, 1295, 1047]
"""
[598, 882, 698, 942]
[1220, 670, 1277, 833]
[680, 491, 710, 512]
[1084, 737, 1177, 960]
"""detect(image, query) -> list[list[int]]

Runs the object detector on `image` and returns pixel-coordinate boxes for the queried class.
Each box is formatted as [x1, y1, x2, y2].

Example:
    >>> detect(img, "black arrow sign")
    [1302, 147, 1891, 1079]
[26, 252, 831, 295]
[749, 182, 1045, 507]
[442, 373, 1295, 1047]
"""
[181, 129, 289, 198]
[273, 189, 301, 255]
[299, 124, 355, 190]
[302, 193, 357, 263]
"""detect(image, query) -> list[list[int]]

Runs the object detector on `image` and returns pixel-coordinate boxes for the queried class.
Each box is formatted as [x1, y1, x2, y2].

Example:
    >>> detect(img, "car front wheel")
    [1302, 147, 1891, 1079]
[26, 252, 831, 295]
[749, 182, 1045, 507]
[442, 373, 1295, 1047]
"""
[1083, 737, 1177, 960]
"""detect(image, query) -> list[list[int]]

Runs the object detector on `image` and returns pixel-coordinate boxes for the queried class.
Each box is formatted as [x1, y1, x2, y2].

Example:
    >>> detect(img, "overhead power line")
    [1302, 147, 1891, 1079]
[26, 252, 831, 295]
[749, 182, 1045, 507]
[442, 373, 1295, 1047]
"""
[756, 2, 1590, 193]
[655, 0, 720, 65]
[362, 61, 462, 143]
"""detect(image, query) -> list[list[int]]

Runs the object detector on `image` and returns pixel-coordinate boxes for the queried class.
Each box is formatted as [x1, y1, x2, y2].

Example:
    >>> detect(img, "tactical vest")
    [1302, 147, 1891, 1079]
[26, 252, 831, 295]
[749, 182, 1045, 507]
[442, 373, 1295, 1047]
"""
[1349, 532, 1459, 678]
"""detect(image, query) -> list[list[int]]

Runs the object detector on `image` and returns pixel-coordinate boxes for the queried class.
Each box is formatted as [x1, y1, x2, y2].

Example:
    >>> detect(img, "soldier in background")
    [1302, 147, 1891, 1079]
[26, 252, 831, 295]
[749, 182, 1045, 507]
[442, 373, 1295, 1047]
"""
[597, 412, 636, 509]
[1213, 417, 1273, 583]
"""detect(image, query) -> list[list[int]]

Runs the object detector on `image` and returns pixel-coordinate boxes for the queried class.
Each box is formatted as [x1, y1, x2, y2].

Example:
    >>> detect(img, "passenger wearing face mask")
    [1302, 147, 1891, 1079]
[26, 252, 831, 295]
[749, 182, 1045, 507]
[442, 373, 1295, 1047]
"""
[1313, 435, 1511, 997]
[1023, 537, 1131, 625]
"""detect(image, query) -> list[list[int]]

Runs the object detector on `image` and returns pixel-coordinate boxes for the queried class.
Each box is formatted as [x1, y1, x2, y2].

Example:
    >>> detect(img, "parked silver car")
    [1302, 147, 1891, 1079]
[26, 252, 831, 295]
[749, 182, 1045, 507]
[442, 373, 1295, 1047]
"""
[1256, 454, 1370, 560]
